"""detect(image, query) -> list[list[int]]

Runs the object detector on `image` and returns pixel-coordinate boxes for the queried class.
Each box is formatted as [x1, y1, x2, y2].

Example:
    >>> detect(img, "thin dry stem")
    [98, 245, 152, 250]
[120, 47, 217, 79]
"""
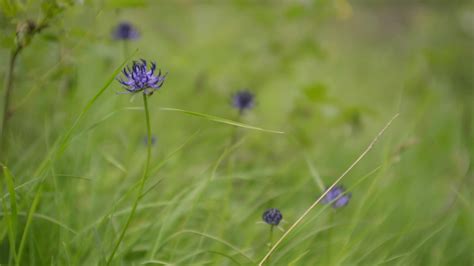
[258, 113, 399, 265]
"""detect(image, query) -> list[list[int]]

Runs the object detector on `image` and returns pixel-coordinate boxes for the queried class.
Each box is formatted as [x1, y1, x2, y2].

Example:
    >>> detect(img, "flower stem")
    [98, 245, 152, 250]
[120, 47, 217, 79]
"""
[268, 225, 274, 251]
[326, 211, 334, 265]
[1, 46, 21, 161]
[106, 93, 152, 265]
[122, 41, 128, 60]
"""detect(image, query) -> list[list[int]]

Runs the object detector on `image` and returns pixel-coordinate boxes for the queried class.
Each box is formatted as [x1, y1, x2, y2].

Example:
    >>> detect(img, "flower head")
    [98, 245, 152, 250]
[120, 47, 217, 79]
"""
[322, 185, 351, 208]
[113, 21, 139, 40]
[117, 59, 166, 95]
[262, 208, 283, 226]
[232, 90, 255, 113]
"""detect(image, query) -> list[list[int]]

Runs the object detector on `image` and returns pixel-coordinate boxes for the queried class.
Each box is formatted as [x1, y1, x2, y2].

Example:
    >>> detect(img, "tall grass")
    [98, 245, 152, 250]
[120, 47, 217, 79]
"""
[1, 1, 473, 265]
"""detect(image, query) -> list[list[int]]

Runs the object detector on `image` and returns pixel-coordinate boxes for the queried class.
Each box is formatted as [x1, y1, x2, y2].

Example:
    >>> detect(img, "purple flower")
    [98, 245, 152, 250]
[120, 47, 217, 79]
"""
[322, 185, 351, 208]
[113, 22, 139, 40]
[143, 135, 157, 145]
[232, 90, 255, 113]
[262, 208, 283, 226]
[117, 59, 166, 95]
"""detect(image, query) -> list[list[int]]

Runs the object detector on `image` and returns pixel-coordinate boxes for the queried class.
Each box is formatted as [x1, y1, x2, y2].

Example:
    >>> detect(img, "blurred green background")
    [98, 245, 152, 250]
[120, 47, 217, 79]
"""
[0, 0, 473, 265]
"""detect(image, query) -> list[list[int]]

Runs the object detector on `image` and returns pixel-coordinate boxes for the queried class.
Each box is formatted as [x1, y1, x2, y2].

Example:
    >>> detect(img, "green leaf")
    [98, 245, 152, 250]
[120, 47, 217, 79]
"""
[160, 107, 285, 134]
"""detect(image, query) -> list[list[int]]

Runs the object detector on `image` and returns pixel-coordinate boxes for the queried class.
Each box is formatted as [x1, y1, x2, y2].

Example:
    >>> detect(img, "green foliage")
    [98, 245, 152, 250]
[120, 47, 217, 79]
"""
[41, 0, 67, 19]
[0, 1, 473, 265]
[303, 83, 328, 102]
[0, 0, 24, 17]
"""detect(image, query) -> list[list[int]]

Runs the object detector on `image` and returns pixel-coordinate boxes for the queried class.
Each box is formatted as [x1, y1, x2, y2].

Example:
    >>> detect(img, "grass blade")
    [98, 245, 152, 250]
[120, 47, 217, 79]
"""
[3, 166, 18, 232]
[159, 229, 255, 263]
[1, 165, 18, 262]
[160, 107, 284, 134]
[0, 211, 77, 235]
[1, 196, 17, 263]
[16, 181, 43, 266]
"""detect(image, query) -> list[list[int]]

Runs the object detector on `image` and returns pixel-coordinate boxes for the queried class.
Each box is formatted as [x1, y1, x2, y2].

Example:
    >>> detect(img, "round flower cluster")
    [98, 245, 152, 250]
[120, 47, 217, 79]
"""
[262, 208, 283, 226]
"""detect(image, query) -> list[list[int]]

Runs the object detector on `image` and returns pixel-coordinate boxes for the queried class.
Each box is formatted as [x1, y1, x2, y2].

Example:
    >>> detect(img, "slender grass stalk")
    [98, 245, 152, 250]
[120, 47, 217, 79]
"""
[0, 46, 22, 161]
[106, 93, 152, 265]
[258, 113, 399, 265]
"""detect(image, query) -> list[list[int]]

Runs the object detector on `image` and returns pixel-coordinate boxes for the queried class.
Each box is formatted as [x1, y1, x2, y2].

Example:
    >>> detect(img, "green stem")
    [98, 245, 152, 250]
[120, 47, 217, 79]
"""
[106, 93, 152, 265]
[266, 225, 274, 264]
[122, 41, 128, 60]
[327, 211, 334, 265]
[268, 225, 274, 251]
[223, 117, 240, 229]
[1, 46, 21, 161]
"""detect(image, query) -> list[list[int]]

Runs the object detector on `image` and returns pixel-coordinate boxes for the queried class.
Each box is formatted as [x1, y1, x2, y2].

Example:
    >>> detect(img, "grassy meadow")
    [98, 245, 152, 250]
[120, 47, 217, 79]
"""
[0, 1, 473, 265]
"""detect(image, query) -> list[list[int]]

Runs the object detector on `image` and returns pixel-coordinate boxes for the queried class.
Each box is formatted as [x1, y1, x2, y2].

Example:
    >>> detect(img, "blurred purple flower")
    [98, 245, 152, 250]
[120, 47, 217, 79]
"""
[143, 135, 157, 146]
[232, 90, 255, 113]
[117, 59, 166, 95]
[262, 208, 283, 226]
[322, 185, 351, 208]
[113, 21, 139, 40]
